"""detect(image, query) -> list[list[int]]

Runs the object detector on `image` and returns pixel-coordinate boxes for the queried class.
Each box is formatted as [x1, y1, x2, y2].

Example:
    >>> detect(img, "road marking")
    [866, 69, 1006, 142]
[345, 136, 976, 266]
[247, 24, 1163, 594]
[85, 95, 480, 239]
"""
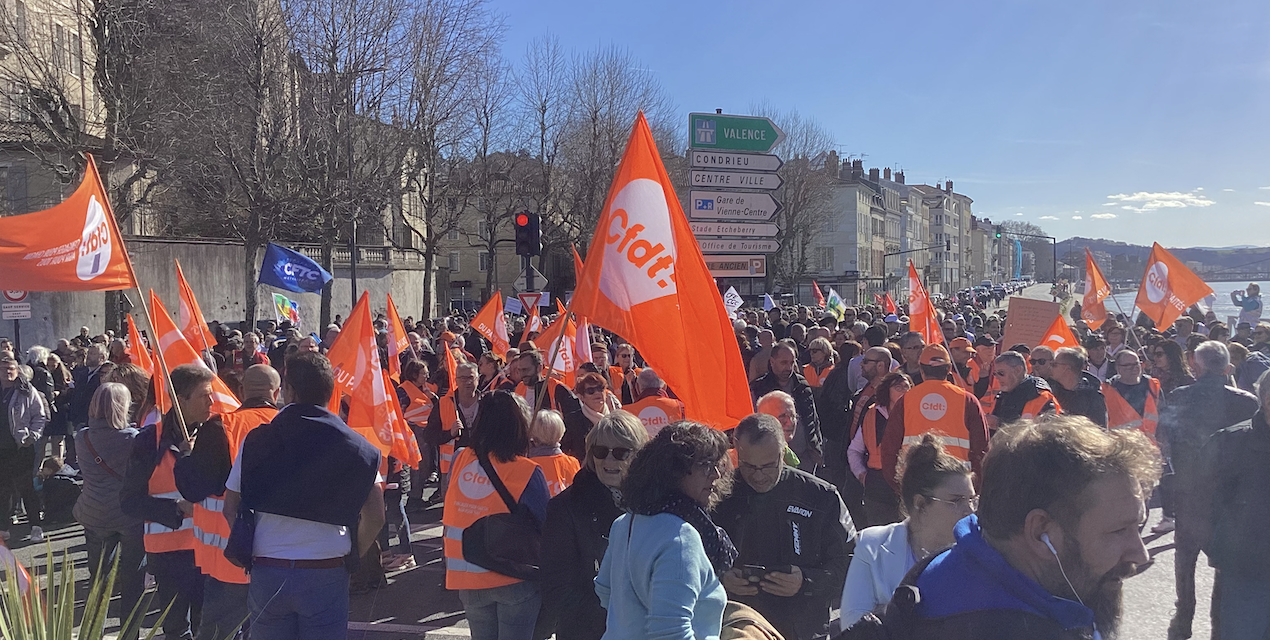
[347, 621, 471, 637]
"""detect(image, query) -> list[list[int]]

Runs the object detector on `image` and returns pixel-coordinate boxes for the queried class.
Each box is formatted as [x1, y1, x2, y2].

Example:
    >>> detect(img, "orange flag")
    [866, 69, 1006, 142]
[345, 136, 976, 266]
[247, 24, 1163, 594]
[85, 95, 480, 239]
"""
[1039, 314, 1081, 350]
[385, 293, 412, 381]
[536, 311, 578, 389]
[0, 155, 136, 291]
[150, 291, 240, 415]
[810, 280, 826, 308]
[572, 245, 586, 283]
[125, 314, 154, 374]
[175, 260, 217, 353]
[325, 291, 394, 456]
[526, 303, 543, 334]
[1135, 243, 1214, 330]
[381, 368, 422, 468]
[571, 112, 751, 429]
[907, 261, 941, 345]
[1082, 249, 1112, 330]
[471, 295, 510, 358]
[883, 293, 898, 315]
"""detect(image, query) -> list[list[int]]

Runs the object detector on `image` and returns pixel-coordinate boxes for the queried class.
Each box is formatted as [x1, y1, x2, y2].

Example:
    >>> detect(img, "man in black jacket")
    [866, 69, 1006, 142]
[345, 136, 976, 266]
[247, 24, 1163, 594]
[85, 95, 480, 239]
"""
[1048, 347, 1107, 428]
[751, 342, 822, 467]
[1195, 375, 1270, 639]
[715, 413, 855, 640]
[1156, 341, 1258, 640]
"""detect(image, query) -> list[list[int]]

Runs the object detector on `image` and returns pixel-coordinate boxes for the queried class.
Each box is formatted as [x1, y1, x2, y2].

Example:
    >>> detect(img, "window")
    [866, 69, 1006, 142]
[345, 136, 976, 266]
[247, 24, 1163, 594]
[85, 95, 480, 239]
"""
[477, 220, 490, 240]
[15, 2, 26, 42]
[447, 227, 459, 241]
[448, 251, 460, 272]
[479, 251, 490, 272]
[813, 246, 834, 272]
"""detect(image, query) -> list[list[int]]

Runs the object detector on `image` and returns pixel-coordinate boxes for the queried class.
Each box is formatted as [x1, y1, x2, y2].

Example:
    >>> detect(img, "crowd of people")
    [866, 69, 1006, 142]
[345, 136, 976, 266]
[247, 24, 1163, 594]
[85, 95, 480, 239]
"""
[0, 280, 1267, 640]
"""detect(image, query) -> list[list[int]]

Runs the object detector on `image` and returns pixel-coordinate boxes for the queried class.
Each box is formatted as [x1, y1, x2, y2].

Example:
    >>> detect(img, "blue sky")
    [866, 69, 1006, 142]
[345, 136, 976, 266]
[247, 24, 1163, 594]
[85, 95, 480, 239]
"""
[490, 0, 1270, 248]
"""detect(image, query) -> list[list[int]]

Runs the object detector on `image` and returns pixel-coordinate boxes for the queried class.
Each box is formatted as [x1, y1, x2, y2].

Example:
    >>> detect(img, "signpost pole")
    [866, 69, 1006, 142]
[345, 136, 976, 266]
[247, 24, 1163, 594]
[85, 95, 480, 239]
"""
[12, 320, 18, 352]
[524, 255, 535, 293]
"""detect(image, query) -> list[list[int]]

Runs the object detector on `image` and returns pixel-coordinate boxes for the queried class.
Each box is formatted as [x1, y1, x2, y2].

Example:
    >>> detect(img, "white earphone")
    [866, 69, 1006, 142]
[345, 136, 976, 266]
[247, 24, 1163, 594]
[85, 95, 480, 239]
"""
[1041, 532, 1084, 606]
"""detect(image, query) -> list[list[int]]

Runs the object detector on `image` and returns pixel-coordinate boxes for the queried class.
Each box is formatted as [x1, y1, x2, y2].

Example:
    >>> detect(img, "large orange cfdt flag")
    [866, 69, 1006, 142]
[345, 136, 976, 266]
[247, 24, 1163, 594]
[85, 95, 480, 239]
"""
[325, 292, 394, 456]
[471, 295, 510, 358]
[175, 260, 217, 353]
[908, 262, 940, 344]
[1134, 243, 1214, 329]
[571, 112, 751, 429]
[1081, 249, 1112, 330]
[1038, 314, 1081, 351]
[150, 291, 240, 415]
[0, 156, 136, 291]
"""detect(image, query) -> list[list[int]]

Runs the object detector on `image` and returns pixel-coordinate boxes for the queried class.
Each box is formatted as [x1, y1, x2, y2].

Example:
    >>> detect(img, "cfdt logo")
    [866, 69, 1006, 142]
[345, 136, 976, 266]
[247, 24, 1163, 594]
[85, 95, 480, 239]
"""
[76, 195, 111, 281]
[919, 393, 948, 421]
[1145, 261, 1169, 304]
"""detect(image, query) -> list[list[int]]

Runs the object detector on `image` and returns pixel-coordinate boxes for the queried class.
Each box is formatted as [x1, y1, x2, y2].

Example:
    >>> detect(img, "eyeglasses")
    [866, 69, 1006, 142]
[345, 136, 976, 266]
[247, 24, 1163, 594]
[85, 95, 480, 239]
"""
[739, 460, 782, 474]
[590, 445, 633, 461]
[925, 494, 979, 511]
[1029, 358, 1050, 366]
[694, 460, 726, 478]
[581, 386, 605, 395]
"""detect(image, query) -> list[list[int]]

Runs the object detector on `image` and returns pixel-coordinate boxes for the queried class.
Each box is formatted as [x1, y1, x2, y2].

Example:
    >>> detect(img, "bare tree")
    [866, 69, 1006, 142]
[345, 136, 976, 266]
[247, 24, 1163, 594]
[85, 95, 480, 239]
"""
[463, 54, 520, 297]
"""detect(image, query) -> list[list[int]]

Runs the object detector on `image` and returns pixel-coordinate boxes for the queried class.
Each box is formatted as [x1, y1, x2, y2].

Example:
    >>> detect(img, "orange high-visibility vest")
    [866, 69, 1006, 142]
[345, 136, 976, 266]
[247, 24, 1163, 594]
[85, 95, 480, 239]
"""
[900, 380, 973, 465]
[441, 448, 539, 590]
[803, 363, 832, 388]
[861, 406, 889, 471]
[1103, 378, 1160, 438]
[850, 383, 878, 441]
[437, 394, 462, 474]
[401, 381, 436, 426]
[1023, 392, 1060, 419]
[529, 453, 580, 497]
[956, 360, 980, 393]
[623, 396, 685, 437]
[515, 378, 568, 411]
[192, 406, 277, 584]
[144, 431, 194, 553]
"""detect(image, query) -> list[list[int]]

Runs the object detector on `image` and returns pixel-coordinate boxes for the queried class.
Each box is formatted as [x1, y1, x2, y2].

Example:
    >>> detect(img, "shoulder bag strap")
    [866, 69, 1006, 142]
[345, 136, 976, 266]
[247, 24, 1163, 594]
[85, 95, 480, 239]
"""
[475, 451, 519, 513]
[82, 430, 124, 480]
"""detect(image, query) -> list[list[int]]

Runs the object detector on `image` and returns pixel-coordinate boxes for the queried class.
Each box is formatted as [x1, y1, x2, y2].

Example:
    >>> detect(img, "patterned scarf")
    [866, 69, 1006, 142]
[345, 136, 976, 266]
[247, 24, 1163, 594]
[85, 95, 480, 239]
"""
[658, 491, 737, 574]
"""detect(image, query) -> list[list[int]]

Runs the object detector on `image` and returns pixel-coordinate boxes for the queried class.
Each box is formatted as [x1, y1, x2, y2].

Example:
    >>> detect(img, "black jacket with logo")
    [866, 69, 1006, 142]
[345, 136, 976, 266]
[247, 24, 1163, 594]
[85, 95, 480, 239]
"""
[713, 466, 856, 640]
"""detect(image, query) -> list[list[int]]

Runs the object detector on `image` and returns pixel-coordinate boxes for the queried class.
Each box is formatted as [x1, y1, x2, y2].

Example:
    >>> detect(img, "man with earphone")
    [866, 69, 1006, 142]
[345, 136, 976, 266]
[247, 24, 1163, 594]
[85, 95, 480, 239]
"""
[839, 415, 1160, 639]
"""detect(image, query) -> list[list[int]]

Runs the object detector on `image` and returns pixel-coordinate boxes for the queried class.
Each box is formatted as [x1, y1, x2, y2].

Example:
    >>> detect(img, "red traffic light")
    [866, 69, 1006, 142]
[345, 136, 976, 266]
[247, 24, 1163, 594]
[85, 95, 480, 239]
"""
[515, 213, 530, 227]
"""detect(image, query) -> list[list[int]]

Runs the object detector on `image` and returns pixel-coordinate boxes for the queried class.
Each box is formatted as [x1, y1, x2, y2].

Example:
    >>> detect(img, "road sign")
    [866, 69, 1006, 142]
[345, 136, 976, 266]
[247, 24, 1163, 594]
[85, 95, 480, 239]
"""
[705, 255, 767, 278]
[690, 169, 782, 191]
[2, 302, 31, 320]
[516, 292, 543, 313]
[690, 150, 783, 172]
[689, 113, 785, 153]
[690, 221, 779, 237]
[513, 266, 548, 293]
[700, 239, 781, 254]
[2, 291, 26, 303]
[689, 191, 781, 221]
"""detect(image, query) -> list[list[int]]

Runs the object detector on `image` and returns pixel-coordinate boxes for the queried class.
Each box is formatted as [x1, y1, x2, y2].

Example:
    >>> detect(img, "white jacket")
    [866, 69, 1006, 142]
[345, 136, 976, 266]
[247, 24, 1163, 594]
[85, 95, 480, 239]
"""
[839, 520, 916, 628]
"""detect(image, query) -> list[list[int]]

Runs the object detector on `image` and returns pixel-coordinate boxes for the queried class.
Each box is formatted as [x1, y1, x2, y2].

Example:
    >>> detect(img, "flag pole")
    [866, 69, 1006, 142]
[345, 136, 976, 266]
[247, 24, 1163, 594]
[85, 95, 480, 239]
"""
[536, 297, 578, 416]
[87, 154, 191, 443]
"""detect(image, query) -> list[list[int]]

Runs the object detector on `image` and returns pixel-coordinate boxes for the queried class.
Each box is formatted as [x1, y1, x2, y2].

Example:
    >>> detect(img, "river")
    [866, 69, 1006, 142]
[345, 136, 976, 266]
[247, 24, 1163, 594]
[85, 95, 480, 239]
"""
[1105, 280, 1265, 324]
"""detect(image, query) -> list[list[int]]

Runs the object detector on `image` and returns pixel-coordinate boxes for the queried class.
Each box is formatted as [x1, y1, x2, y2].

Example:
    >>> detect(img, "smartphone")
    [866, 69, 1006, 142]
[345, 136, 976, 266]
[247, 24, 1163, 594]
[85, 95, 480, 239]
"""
[740, 564, 767, 582]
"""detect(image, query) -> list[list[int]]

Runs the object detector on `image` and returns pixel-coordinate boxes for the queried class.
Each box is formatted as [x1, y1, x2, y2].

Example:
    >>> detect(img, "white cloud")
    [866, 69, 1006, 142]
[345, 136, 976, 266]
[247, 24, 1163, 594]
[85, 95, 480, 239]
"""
[1196, 187, 1205, 191]
[1255, 202, 1270, 207]
[1091, 213, 1117, 219]
[1072, 215, 1083, 220]
[1014, 212, 1024, 216]
[1260, 186, 1270, 190]
[1105, 190, 1215, 212]
[1039, 215, 1059, 220]
[1223, 188, 1235, 192]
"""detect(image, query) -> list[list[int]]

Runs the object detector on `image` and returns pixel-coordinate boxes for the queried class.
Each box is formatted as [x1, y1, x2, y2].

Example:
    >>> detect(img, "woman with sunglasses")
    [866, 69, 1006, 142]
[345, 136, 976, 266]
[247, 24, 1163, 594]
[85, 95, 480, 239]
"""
[596, 422, 735, 640]
[540, 411, 649, 640]
[1151, 339, 1195, 394]
[561, 371, 622, 460]
[840, 433, 975, 629]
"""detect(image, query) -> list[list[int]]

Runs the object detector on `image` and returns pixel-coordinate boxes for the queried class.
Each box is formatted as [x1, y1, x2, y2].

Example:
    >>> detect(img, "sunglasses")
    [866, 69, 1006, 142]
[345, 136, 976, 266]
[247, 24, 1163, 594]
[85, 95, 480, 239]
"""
[1029, 358, 1050, 366]
[581, 386, 605, 395]
[590, 445, 632, 461]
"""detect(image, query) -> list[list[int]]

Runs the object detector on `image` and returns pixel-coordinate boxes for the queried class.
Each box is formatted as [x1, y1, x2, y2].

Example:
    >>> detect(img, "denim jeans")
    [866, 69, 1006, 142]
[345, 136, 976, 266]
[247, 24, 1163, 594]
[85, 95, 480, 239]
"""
[248, 565, 350, 640]
[1219, 571, 1270, 640]
[197, 577, 250, 640]
[459, 581, 542, 640]
[377, 486, 411, 556]
[149, 550, 204, 640]
[83, 525, 146, 640]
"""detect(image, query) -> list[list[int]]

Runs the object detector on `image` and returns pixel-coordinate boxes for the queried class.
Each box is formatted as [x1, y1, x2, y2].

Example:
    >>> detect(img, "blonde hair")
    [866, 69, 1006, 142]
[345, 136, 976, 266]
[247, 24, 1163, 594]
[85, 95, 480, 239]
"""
[583, 410, 649, 471]
[88, 382, 133, 430]
[530, 409, 566, 447]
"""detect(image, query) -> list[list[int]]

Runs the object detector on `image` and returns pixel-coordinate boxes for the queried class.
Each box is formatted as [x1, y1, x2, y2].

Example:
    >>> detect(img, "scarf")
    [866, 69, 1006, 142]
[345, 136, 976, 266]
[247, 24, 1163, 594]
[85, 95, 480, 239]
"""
[658, 491, 737, 574]
[580, 398, 611, 426]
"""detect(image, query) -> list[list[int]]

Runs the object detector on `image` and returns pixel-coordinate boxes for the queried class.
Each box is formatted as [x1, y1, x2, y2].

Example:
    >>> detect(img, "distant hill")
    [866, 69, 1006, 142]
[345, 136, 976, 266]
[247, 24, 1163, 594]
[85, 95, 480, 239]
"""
[1059, 237, 1270, 272]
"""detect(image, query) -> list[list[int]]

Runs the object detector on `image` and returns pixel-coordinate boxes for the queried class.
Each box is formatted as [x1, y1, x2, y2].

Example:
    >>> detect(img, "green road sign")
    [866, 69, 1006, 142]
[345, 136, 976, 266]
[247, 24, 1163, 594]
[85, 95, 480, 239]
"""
[689, 113, 785, 153]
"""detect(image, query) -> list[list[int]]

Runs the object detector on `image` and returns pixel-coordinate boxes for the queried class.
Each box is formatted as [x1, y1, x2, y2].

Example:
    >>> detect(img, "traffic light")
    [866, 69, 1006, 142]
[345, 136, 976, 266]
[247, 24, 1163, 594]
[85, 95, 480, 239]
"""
[514, 211, 541, 257]
[994, 225, 1002, 239]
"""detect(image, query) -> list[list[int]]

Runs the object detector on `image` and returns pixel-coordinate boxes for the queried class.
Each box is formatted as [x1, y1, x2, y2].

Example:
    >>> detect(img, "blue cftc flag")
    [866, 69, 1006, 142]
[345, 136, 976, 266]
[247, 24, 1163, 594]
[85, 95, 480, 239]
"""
[257, 243, 333, 293]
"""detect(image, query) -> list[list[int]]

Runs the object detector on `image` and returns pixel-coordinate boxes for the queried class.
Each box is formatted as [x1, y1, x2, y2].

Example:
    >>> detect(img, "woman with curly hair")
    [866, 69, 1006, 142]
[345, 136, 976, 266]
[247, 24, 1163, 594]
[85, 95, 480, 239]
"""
[595, 422, 735, 640]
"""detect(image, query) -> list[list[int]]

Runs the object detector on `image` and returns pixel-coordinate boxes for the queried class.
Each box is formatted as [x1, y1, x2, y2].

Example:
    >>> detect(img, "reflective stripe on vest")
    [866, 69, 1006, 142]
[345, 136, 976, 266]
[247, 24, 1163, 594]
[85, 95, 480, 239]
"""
[438, 395, 461, 474]
[441, 449, 539, 590]
[144, 453, 195, 553]
[1102, 379, 1160, 438]
[900, 380, 973, 464]
[402, 383, 435, 424]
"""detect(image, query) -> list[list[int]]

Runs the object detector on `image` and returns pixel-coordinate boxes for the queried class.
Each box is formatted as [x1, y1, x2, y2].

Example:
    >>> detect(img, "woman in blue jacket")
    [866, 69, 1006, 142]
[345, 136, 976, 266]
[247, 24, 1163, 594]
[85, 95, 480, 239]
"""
[595, 422, 734, 640]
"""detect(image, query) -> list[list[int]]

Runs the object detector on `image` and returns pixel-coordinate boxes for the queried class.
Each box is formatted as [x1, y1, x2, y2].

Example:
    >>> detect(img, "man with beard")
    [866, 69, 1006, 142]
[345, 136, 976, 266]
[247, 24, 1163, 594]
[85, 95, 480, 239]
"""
[842, 415, 1160, 639]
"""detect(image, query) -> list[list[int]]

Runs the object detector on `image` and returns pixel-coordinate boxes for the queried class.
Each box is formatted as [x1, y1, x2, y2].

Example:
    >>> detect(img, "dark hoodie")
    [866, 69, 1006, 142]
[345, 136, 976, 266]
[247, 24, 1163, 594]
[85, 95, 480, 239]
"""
[992, 376, 1058, 423]
[1049, 372, 1107, 428]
